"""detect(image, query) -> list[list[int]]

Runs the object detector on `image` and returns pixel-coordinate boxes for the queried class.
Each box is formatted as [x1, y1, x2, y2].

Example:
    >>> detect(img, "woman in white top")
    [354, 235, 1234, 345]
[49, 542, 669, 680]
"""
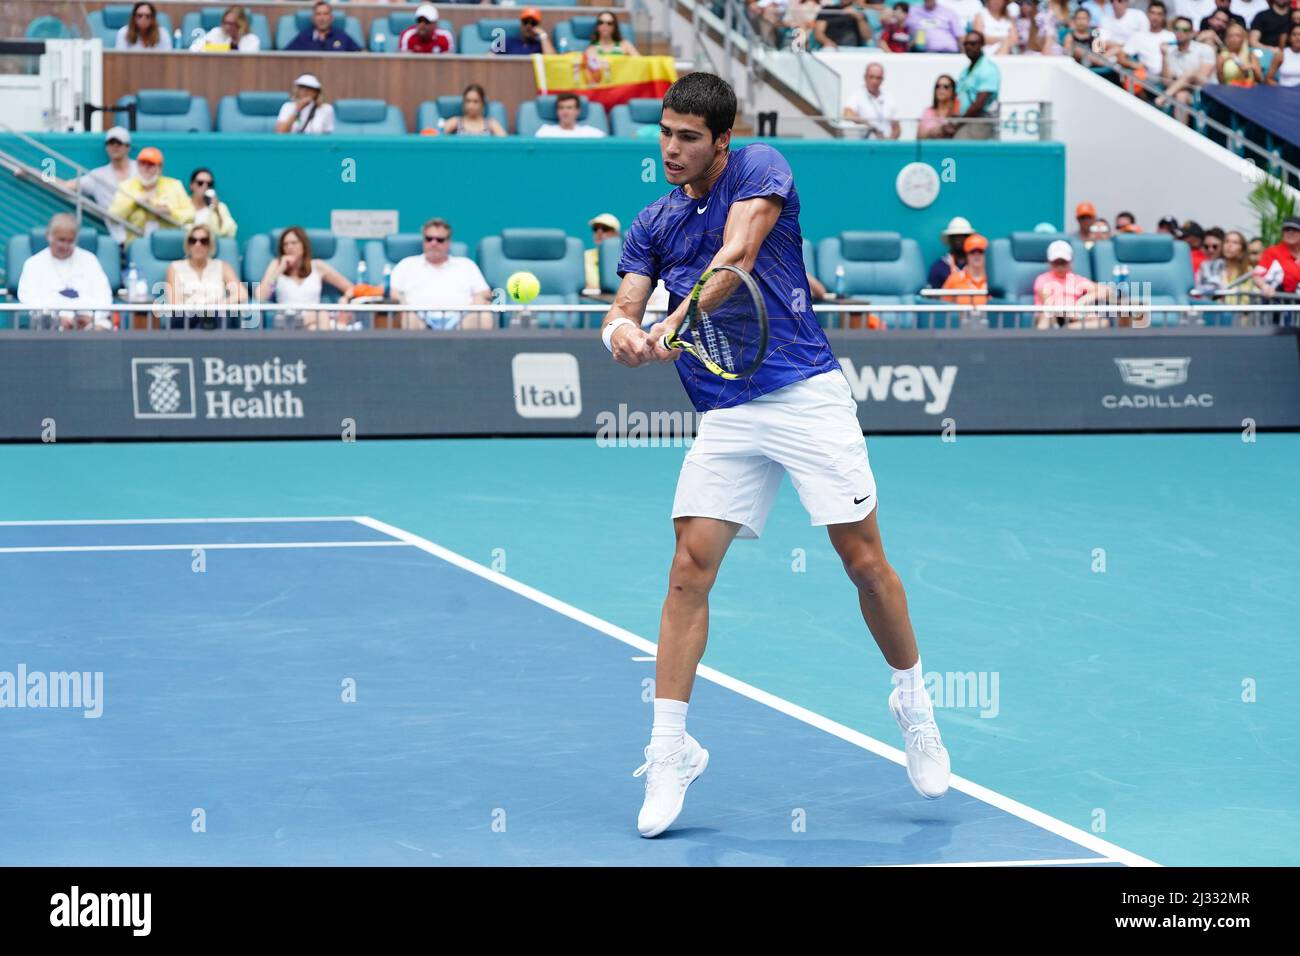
[165, 225, 245, 329]
[190, 5, 261, 51]
[1266, 24, 1300, 87]
[116, 2, 172, 50]
[276, 74, 335, 135]
[975, 0, 1020, 54]
[257, 226, 355, 330]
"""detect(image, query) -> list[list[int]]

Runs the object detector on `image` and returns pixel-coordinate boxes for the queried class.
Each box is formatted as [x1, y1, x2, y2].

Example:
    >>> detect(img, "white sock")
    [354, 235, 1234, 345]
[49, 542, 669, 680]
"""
[891, 659, 931, 713]
[650, 698, 689, 748]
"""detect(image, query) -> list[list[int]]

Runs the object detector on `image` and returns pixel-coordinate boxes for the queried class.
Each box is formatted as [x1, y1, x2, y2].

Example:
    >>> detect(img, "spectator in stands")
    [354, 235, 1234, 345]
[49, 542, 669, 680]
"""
[1079, 0, 1105, 27]
[1266, 23, 1300, 86]
[585, 213, 621, 292]
[1118, 0, 1175, 95]
[1075, 201, 1097, 240]
[1039, 0, 1072, 54]
[1115, 210, 1142, 232]
[813, 0, 875, 49]
[537, 93, 607, 138]
[190, 5, 261, 51]
[63, 127, 136, 246]
[443, 84, 507, 136]
[187, 168, 237, 240]
[391, 217, 493, 330]
[164, 224, 245, 329]
[918, 74, 961, 138]
[1065, 9, 1100, 64]
[955, 31, 1001, 138]
[108, 146, 194, 244]
[1201, 0, 1247, 30]
[16, 213, 114, 331]
[1195, 229, 1265, 307]
[879, 3, 914, 51]
[1203, 227, 1225, 259]
[928, 216, 974, 287]
[940, 0, 984, 33]
[1258, 216, 1300, 295]
[1234, 0, 1270, 30]
[1180, 220, 1209, 272]
[1174, 0, 1216, 28]
[276, 74, 335, 135]
[1087, 219, 1112, 248]
[1198, 7, 1232, 47]
[589, 11, 641, 55]
[1247, 236, 1265, 267]
[1034, 239, 1102, 328]
[399, 4, 454, 53]
[1218, 22, 1263, 84]
[256, 226, 356, 330]
[1158, 16, 1217, 122]
[940, 234, 990, 306]
[975, 0, 1019, 54]
[1100, 0, 1149, 56]
[907, 0, 965, 52]
[844, 63, 900, 139]
[1013, 0, 1052, 55]
[117, 2, 172, 50]
[285, 2, 361, 52]
[499, 8, 556, 55]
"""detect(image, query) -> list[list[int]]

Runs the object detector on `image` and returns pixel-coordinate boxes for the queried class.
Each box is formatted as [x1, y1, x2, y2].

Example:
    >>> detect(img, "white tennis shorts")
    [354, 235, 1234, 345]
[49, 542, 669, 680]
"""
[672, 369, 877, 539]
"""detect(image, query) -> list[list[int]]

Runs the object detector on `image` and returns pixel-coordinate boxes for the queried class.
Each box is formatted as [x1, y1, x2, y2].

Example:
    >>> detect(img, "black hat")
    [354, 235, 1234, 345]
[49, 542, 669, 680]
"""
[1282, 215, 1300, 231]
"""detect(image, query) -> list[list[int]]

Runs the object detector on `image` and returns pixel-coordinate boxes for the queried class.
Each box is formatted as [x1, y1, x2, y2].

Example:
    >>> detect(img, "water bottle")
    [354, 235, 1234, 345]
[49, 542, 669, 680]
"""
[558, 35, 568, 53]
[382, 263, 392, 299]
[834, 263, 846, 299]
[357, 259, 367, 286]
[130, 267, 149, 304]
[374, 31, 385, 53]
[173, 27, 181, 48]
[123, 266, 138, 302]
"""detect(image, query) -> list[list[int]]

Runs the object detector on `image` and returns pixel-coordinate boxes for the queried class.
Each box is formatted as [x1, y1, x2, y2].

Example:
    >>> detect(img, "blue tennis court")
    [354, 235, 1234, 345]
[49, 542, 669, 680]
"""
[1, 433, 1296, 866]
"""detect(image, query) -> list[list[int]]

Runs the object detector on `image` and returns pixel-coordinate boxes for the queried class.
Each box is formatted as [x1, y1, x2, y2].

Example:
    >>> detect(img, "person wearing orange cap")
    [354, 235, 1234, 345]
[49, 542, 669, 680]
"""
[1075, 201, 1096, 241]
[939, 233, 990, 307]
[498, 7, 556, 55]
[108, 146, 194, 244]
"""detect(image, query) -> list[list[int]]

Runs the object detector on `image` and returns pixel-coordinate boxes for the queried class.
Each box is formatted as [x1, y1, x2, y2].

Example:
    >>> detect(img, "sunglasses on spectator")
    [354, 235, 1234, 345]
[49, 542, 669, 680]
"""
[188, 235, 211, 246]
[522, 18, 540, 26]
[222, 18, 239, 28]
[424, 234, 450, 243]
[193, 178, 213, 187]
[135, 12, 154, 19]
[106, 139, 127, 146]
[936, 81, 954, 88]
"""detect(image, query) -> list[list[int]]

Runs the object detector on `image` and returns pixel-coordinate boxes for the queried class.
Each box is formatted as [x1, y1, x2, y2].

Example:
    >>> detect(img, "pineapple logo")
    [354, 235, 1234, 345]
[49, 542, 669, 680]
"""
[132, 358, 196, 419]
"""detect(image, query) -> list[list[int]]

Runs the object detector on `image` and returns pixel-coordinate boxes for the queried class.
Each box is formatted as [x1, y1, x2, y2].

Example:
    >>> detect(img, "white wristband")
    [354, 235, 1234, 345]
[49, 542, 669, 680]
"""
[602, 317, 635, 353]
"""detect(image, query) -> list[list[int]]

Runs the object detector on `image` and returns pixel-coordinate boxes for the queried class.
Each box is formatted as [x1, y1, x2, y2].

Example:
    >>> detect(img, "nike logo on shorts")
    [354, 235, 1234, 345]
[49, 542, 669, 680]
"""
[854, 494, 872, 505]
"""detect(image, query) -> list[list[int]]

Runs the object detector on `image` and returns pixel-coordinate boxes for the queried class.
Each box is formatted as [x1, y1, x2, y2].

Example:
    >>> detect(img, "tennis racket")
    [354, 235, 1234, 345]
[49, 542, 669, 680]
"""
[662, 265, 769, 380]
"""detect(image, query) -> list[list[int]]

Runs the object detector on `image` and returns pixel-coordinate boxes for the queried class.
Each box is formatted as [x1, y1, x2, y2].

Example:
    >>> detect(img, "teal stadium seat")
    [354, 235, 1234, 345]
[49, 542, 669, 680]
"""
[458, 19, 526, 54]
[802, 237, 817, 277]
[416, 96, 510, 134]
[86, 5, 173, 46]
[367, 13, 453, 52]
[332, 99, 408, 135]
[116, 89, 213, 132]
[477, 228, 585, 328]
[4, 228, 120, 328]
[276, 9, 365, 50]
[1089, 234, 1194, 326]
[815, 231, 925, 327]
[25, 16, 79, 39]
[610, 98, 662, 138]
[362, 235, 471, 281]
[597, 235, 623, 293]
[180, 8, 272, 50]
[517, 95, 609, 137]
[127, 229, 240, 295]
[216, 91, 291, 132]
[986, 232, 1093, 327]
[552, 16, 638, 52]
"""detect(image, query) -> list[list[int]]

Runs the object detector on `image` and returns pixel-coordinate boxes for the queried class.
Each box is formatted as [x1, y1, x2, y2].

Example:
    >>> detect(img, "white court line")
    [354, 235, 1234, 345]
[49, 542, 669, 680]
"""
[879, 858, 1122, 868]
[0, 541, 412, 554]
[355, 514, 1161, 869]
[0, 516, 359, 526]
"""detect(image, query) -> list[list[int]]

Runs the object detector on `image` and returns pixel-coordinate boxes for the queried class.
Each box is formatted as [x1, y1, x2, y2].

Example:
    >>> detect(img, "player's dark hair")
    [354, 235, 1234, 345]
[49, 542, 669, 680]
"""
[662, 72, 736, 141]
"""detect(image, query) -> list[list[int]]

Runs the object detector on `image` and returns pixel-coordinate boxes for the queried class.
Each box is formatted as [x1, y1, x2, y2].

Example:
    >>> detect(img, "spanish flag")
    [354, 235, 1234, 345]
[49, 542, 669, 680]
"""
[533, 54, 677, 111]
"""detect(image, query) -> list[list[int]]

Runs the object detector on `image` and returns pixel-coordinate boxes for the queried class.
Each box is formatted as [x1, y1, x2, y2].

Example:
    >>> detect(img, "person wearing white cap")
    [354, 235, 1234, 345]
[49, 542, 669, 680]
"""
[276, 74, 335, 135]
[585, 213, 622, 292]
[1033, 238, 1101, 328]
[62, 127, 138, 246]
[399, 4, 454, 53]
[927, 215, 975, 288]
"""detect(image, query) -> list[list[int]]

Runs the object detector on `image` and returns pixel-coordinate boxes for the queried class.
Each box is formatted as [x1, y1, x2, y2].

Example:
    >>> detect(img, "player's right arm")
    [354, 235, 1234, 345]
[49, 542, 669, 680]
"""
[602, 272, 672, 367]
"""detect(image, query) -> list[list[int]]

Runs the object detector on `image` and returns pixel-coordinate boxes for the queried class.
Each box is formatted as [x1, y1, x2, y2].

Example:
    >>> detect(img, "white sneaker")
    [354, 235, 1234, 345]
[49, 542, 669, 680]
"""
[888, 687, 950, 799]
[632, 733, 709, 838]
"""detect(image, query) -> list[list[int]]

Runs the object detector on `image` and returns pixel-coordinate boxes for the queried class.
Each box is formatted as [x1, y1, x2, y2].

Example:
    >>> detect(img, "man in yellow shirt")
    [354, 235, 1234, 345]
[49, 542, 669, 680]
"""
[108, 146, 194, 244]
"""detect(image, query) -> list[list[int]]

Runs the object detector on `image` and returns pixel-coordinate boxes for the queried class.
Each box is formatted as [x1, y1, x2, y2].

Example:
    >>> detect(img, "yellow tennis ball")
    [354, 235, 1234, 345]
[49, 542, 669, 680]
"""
[507, 271, 540, 304]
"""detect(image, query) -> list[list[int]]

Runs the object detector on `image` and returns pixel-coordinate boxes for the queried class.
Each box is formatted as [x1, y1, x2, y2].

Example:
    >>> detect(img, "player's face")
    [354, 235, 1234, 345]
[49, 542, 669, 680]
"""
[659, 108, 728, 186]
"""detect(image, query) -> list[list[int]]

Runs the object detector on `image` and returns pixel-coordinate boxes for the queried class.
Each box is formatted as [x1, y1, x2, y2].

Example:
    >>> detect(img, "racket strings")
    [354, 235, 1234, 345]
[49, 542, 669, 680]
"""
[688, 270, 763, 375]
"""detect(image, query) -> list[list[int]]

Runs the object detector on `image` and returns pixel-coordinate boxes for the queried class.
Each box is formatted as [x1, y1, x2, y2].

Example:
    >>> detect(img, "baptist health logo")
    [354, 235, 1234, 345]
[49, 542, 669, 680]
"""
[512, 353, 582, 418]
[132, 357, 307, 420]
[1105, 357, 1212, 408]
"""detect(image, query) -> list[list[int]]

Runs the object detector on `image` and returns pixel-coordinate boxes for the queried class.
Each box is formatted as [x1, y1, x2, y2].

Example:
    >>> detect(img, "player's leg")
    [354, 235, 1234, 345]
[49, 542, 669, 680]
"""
[825, 508, 916, 671]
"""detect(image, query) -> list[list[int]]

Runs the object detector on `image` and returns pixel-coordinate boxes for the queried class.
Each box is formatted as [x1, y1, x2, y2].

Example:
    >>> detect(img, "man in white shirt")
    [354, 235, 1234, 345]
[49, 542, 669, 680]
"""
[1118, 0, 1175, 88]
[17, 213, 114, 330]
[1159, 15, 1216, 121]
[1100, 0, 1151, 53]
[390, 217, 492, 330]
[536, 93, 607, 139]
[843, 62, 900, 139]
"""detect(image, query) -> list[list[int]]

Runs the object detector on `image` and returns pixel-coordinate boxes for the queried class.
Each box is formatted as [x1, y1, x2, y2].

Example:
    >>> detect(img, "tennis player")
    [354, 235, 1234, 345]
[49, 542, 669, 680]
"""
[600, 72, 951, 838]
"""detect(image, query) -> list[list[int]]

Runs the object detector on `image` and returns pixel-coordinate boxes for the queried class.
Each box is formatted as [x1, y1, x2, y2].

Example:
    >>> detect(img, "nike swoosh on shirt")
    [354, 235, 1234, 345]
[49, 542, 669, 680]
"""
[854, 495, 873, 505]
[696, 202, 709, 214]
